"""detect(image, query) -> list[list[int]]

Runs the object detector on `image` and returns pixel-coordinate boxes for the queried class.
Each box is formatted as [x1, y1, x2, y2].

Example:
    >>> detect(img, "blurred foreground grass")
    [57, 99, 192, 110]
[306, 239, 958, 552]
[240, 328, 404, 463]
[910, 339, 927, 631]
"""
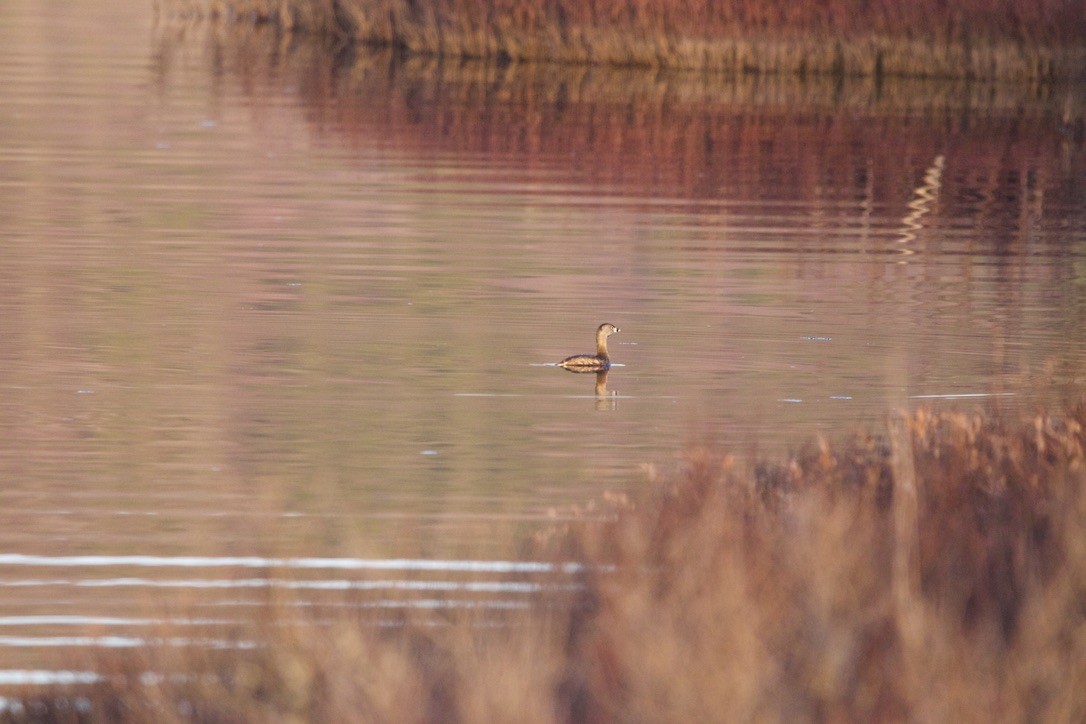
[8, 400, 1086, 721]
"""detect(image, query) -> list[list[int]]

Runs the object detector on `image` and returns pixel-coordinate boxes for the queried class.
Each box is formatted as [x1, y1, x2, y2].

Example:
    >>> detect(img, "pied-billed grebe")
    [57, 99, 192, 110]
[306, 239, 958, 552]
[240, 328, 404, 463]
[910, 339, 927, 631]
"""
[558, 323, 620, 372]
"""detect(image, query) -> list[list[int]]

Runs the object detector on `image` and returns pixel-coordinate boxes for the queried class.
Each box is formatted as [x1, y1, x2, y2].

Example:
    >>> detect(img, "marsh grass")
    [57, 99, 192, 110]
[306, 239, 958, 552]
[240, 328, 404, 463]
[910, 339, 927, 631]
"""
[165, 0, 1086, 80]
[8, 401, 1086, 721]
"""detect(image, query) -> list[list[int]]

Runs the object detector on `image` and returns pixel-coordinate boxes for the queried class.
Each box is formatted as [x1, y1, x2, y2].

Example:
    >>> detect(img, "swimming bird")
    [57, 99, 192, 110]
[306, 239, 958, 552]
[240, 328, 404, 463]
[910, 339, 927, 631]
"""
[558, 323, 619, 372]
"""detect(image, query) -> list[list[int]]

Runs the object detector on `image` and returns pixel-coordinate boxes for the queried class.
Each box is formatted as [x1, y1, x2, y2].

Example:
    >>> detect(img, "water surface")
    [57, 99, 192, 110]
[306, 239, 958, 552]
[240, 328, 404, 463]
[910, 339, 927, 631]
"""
[1, 0, 1085, 673]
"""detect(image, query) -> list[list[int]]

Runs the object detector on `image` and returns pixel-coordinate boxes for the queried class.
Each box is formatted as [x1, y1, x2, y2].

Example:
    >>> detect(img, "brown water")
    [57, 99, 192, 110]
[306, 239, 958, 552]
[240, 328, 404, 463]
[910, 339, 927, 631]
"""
[2, 1, 1086, 676]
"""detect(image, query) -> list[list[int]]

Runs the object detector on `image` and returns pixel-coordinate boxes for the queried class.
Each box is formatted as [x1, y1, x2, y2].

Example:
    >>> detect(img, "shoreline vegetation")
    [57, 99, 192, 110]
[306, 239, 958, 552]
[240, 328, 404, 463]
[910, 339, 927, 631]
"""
[9, 401, 1086, 721]
[161, 0, 1086, 81]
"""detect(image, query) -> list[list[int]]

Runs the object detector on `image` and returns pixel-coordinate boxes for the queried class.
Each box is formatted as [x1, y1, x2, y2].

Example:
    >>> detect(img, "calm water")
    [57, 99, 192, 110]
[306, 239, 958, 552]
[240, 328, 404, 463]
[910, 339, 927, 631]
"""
[2, 1, 1086, 673]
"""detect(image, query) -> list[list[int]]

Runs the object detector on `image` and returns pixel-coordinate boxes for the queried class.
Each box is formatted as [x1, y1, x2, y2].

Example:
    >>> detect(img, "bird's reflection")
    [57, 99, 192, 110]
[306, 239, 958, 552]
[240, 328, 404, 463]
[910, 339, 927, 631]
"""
[560, 365, 618, 409]
[594, 369, 617, 410]
[594, 370, 610, 396]
[560, 362, 621, 408]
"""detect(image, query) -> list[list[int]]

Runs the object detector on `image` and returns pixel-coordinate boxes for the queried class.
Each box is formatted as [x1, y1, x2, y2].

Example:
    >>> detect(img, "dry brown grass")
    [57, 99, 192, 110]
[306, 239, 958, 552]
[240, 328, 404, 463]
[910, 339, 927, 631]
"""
[8, 401, 1086, 722]
[547, 405, 1086, 721]
[164, 0, 1086, 80]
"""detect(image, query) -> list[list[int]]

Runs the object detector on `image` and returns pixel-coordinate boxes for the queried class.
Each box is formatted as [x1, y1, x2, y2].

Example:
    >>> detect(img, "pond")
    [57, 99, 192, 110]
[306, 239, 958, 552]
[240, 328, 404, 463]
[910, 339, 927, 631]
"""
[0, 0, 1084, 674]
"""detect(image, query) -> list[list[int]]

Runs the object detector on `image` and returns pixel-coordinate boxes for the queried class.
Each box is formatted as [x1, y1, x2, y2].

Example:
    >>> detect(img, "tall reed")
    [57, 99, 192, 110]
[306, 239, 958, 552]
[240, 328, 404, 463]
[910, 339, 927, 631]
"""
[176, 0, 1086, 80]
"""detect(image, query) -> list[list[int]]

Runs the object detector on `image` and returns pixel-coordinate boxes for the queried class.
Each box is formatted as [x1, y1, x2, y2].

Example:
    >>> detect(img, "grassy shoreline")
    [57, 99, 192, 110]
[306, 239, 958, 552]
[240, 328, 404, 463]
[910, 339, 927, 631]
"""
[170, 0, 1086, 80]
[8, 401, 1086, 721]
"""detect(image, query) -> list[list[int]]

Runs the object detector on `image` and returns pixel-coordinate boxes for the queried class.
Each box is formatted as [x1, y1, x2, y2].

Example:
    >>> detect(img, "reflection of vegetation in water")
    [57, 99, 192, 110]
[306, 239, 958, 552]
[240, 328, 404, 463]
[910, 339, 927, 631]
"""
[165, 0, 1086, 80]
[382, 61, 1079, 213]
[153, 24, 1084, 217]
[17, 402, 1086, 720]
[897, 154, 945, 249]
